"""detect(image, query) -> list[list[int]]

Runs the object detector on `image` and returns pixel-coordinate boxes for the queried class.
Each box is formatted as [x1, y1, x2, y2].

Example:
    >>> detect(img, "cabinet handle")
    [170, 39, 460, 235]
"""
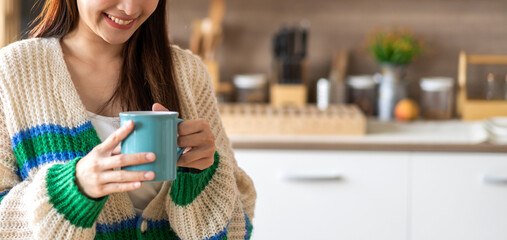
[278, 171, 342, 182]
[483, 173, 507, 184]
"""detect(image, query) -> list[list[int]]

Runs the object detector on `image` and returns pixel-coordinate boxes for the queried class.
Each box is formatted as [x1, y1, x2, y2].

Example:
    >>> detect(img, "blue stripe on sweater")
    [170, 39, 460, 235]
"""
[96, 217, 229, 239]
[11, 122, 93, 149]
[147, 219, 170, 229]
[19, 151, 85, 179]
[144, 218, 228, 239]
[0, 190, 9, 198]
[96, 217, 138, 234]
[244, 213, 252, 240]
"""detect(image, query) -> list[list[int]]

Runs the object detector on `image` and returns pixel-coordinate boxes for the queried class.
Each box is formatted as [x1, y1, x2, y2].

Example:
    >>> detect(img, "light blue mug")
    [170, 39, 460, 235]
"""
[119, 111, 184, 182]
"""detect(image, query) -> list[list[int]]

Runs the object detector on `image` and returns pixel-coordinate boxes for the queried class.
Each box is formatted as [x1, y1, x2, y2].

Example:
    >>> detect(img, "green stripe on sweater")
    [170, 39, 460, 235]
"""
[94, 225, 179, 240]
[13, 128, 100, 167]
[46, 157, 108, 228]
[170, 151, 220, 206]
[246, 218, 253, 239]
[137, 225, 179, 240]
[94, 228, 137, 240]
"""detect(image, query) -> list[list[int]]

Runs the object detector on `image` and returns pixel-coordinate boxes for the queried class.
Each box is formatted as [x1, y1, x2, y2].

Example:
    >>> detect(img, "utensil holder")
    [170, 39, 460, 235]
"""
[269, 57, 308, 107]
[270, 84, 307, 107]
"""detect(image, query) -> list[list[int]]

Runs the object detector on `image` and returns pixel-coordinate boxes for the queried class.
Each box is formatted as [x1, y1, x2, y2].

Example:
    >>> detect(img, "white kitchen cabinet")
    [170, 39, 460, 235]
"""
[235, 149, 410, 240]
[410, 152, 507, 240]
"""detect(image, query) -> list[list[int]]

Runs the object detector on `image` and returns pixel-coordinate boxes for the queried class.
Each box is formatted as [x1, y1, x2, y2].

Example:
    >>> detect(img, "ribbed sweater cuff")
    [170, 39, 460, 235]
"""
[170, 151, 220, 206]
[46, 157, 107, 228]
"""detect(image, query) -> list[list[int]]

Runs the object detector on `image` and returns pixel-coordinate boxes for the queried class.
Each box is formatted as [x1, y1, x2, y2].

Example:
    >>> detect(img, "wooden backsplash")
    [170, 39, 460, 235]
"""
[18, 0, 507, 101]
[168, 0, 507, 101]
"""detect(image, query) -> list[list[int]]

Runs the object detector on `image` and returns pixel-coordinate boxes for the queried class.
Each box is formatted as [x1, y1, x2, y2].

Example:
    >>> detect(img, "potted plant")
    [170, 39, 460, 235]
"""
[367, 27, 424, 121]
[368, 28, 423, 65]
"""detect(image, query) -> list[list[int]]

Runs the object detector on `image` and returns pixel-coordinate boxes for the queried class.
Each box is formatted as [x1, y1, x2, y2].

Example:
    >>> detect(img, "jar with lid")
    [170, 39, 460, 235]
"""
[420, 77, 454, 120]
[347, 75, 377, 116]
[233, 74, 268, 103]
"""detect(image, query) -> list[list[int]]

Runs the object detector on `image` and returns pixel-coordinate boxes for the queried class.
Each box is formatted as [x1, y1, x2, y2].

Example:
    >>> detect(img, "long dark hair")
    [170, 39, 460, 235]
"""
[29, 0, 181, 114]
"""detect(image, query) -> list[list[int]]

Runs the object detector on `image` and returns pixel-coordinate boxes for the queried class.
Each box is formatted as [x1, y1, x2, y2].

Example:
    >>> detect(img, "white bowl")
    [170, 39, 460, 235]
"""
[485, 117, 507, 137]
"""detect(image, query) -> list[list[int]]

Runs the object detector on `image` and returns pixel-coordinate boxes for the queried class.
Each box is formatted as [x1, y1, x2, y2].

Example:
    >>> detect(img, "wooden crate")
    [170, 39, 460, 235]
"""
[219, 104, 366, 135]
[457, 51, 507, 120]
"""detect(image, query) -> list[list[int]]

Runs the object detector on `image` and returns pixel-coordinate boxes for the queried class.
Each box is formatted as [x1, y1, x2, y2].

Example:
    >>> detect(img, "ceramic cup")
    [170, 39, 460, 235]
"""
[119, 111, 184, 182]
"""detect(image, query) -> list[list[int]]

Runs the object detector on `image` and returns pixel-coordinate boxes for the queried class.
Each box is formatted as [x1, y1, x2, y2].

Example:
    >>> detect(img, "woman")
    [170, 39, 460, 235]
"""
[0, 0, 256, 239]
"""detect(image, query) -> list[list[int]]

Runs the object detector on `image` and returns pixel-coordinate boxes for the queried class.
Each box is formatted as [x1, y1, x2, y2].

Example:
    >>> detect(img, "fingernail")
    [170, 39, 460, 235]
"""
[124, 120, 133, 128]
[146, 153, 156, 161]
[133, 182, 141, 188]
[144, 172, 154, 179]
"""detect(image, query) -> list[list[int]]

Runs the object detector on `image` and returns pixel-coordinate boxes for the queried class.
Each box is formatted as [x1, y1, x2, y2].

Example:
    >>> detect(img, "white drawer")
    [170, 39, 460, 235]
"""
[411, 152, 507, 240]
[235, 150, 410, 240]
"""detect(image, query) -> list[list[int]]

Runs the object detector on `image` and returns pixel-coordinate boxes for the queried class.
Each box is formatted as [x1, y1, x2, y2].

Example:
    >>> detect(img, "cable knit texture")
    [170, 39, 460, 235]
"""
[0, 38, 256, 239]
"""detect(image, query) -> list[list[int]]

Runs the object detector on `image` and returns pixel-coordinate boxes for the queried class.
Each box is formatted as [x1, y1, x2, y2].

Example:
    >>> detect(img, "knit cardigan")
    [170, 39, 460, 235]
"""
[0, 38, 256, 239]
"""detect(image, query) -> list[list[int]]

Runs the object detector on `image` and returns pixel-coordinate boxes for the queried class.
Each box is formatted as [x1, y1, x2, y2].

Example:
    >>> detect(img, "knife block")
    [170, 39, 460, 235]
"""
[270, 84, 307, 107]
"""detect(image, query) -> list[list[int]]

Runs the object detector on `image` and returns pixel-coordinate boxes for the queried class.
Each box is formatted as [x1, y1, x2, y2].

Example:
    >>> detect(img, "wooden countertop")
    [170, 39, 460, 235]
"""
[228, 120, 507, 153]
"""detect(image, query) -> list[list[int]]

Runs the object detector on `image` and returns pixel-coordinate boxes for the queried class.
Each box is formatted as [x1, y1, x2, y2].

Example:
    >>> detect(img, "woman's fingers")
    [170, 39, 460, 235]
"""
[176, 119, 215, 171]
[111, 145, 122, 155]
[99, 170, 154, 184]
[177, 145, 215, 168]
[178, 129, 214, 148]
[100, 152, 156, 170]
[99, 120, 134, 153]
[178, 119, 209, 136]
[178, 157, 214, 170]
[101, 182, 142, 195]
[178, 133, 205, 148]
[152, 103, 169, 111]
[178, 146, 210, 163]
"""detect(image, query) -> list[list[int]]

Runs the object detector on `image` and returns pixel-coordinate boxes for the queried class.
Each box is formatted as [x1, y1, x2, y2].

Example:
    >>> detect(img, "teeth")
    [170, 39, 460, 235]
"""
[107, 14, 133, 25]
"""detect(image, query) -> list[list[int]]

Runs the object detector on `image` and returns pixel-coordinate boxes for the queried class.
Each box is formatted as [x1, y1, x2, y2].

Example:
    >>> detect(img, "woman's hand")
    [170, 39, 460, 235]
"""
[75, 121, 156, 199]
[153, 103, 216, 170]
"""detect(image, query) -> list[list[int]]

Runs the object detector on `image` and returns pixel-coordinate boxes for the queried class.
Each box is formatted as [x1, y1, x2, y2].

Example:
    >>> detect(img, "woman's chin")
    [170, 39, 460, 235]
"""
[102, 35, 133, 45]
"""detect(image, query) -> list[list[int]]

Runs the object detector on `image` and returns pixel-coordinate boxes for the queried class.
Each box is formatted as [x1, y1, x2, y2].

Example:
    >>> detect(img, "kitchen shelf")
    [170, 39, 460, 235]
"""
[229, 119, 507, 153]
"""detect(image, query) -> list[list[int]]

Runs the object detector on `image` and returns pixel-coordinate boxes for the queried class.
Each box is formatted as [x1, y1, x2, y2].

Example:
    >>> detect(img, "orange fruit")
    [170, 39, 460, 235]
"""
[395, 99, 420, 121]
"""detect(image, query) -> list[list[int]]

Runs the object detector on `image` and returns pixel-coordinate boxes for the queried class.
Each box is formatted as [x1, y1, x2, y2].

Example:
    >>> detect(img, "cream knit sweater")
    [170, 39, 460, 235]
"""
[0, 38, 256, 239]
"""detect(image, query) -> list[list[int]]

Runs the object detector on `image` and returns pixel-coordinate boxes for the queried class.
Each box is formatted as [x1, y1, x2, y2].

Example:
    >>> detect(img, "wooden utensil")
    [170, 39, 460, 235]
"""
[189, 20, 203, 55]
[203, 0, 225, 60]
[201, 18, 213, 59]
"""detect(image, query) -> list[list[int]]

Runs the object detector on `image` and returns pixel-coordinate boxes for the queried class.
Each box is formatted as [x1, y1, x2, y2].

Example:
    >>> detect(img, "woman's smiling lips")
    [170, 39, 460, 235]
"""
[103, 13, 136, 30]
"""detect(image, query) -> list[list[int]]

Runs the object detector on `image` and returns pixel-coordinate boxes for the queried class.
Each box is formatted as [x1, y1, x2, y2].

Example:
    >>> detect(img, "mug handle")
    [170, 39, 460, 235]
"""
[176, 119, 186, 159]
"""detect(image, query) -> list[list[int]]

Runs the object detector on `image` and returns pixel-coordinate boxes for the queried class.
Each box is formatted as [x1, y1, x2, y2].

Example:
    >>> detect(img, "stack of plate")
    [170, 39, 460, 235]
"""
[484, 117, 507, 145]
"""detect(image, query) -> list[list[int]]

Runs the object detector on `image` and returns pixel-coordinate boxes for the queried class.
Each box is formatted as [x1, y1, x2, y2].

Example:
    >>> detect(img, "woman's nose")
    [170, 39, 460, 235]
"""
[116, 0, 141, 17]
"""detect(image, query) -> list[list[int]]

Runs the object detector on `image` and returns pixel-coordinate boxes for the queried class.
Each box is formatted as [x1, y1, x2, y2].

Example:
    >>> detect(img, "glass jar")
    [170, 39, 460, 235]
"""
[233, 74, 268, 103]
[347, 75, 377, 116]
[420, 77, 454, 120]
[486, 73, 505, 100]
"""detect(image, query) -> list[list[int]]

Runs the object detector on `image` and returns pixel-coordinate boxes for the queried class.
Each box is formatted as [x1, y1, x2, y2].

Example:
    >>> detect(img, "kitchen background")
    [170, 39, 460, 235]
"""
[2, 1, 507, 239]
[166, 0, 507, 100]
[17, 0, 507, 101]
